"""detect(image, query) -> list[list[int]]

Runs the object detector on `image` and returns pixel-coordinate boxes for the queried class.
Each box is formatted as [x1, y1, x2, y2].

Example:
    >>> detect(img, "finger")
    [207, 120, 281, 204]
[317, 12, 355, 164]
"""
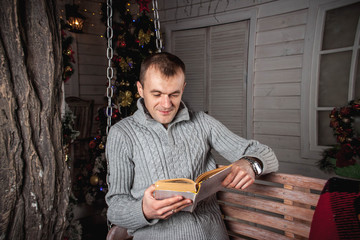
[173, 198, 192, 210]
[234, 175, 250, 189]
[176, 201, 193, 211]
[163, 201, 193, 219]
[240, 177, 254, 190]
[162, 198, 191, 214]
[228, 170, 247, 188]
[222, 172, 236, 187]
[158, 195, 184, 208]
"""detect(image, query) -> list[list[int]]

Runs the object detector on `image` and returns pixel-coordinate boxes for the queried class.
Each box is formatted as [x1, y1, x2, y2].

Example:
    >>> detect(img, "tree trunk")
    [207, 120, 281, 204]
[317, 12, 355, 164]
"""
[0, 0, 70, 239]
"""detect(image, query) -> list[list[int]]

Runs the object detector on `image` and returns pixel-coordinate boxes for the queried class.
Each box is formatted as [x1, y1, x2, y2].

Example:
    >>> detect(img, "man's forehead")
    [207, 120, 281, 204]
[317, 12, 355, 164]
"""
[144, 67, 185, 84]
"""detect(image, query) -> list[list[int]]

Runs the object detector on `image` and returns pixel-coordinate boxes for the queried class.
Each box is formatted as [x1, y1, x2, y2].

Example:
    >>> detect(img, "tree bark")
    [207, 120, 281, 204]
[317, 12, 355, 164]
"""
[0, 0, 70, 239]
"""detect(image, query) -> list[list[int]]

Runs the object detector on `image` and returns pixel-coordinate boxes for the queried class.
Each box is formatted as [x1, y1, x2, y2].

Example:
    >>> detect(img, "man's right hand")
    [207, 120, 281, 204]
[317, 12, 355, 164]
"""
[142, 184, 193, 220]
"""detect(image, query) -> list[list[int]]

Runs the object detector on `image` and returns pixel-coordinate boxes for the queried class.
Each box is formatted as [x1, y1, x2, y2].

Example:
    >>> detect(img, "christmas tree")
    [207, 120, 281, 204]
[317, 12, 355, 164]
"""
[72, 0, 160, 206]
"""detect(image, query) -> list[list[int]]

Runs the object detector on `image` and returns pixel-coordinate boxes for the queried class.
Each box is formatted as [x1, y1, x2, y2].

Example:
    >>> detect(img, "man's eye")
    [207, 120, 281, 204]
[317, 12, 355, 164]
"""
[171, 94, 179, 98]
[153, 94, 161, 97]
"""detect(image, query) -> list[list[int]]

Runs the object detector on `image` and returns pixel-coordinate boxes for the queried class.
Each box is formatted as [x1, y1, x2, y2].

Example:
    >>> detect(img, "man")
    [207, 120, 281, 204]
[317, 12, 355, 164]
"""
[106, 52, 279, 239]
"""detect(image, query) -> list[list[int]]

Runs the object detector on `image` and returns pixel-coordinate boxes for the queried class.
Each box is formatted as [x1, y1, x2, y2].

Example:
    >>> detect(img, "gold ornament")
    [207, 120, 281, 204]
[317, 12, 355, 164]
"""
[63, 47, 72, 56]
[64, 66, 72, 72]
[98, 143, 104, 149]
[119, 57, 133, 72]
[118, 90, 133, 107]
[138, 29, 153, 46]
[90, 175, 99, 186]
[135, 92, 140, 98]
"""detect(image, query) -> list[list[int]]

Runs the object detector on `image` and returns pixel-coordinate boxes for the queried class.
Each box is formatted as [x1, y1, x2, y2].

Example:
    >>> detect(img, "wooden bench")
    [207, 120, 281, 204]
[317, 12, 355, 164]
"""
[218, 172, 326, 239]
[107, 173, 327, 240]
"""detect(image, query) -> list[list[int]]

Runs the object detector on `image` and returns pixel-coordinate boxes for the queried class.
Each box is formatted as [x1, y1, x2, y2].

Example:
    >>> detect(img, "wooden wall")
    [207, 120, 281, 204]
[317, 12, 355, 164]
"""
[158, 0, 332, 178]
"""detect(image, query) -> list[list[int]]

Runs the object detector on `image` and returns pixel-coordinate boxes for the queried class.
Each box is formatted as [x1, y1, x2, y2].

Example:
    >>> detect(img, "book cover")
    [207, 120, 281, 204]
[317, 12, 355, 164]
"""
[154, 165, 232, 212]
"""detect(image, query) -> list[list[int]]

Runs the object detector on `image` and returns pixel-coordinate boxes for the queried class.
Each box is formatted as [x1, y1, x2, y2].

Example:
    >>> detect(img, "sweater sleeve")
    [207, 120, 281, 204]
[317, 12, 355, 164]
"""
[105, 125, 158, 231]
[202, 112, 279, 174]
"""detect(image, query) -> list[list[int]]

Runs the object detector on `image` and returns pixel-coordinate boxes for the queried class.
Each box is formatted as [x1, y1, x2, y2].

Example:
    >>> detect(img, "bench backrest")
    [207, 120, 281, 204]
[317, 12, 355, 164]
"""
[217, 172, 327, 240]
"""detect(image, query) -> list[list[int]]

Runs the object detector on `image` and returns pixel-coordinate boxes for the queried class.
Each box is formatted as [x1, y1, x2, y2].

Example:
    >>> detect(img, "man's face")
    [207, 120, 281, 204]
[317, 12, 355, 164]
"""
[137, 66, 186, 128]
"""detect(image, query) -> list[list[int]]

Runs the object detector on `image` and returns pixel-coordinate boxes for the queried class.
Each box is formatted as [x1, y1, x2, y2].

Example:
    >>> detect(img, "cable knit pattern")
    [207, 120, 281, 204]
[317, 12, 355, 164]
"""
[106, 99, 279, 240]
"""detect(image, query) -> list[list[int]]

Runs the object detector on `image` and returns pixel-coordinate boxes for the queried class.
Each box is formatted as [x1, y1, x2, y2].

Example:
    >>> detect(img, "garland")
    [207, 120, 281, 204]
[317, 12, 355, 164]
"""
[319, 99, 360, 179]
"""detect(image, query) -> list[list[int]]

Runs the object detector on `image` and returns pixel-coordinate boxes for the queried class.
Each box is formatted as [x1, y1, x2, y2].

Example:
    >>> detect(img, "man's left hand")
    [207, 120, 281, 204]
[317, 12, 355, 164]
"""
[222, 159, 255, 190]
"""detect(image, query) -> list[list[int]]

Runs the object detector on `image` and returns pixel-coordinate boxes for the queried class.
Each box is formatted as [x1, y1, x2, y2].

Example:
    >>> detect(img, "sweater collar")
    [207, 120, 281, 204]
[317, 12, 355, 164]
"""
[133, 98, 190, 127]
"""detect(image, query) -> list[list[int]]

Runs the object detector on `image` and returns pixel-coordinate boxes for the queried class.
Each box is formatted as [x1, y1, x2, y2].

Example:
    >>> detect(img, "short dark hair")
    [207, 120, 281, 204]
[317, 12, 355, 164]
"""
[139, 52, 186, 85]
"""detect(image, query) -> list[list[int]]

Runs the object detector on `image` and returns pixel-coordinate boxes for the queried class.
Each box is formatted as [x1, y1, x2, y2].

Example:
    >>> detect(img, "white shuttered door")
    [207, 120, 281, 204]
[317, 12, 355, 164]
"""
[172, 21, 249, 163]
[172, 20, 249, 136]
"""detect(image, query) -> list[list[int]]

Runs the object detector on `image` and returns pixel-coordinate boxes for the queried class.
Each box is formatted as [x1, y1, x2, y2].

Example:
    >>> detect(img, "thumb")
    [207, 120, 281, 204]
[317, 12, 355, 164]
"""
[146, 184, 156, 198]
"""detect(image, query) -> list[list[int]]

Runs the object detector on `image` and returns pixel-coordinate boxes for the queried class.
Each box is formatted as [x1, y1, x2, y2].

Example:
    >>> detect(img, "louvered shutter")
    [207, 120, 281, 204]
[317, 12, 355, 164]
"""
[208, 21, 248, 137]
[172, 28, 207, 112]
[171, 21, 249, 164]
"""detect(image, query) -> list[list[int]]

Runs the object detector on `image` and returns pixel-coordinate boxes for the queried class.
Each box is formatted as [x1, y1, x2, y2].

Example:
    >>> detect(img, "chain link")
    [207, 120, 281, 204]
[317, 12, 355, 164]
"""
[152, 0, 162, 52]
[106, 0, 114, 135]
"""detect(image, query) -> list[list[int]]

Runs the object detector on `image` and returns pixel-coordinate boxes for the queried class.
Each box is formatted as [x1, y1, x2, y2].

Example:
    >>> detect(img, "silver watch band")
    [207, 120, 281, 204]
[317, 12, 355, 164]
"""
[242, 156, 262, 176]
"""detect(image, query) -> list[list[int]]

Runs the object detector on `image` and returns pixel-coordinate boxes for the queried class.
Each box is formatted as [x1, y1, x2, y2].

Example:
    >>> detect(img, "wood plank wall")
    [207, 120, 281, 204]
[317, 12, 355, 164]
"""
[59, 0, 107, 135]
[159, 0, 330, 178]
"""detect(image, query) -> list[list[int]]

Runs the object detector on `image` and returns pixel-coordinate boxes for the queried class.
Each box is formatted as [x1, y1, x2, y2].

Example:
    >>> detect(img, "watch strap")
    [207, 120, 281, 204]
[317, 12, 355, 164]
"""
[242, 156, 262, 176]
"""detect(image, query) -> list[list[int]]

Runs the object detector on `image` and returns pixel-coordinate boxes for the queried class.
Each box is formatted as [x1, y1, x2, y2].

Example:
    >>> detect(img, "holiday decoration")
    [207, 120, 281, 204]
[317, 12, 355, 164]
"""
[136, 0, 151, 13]
[70, 1, 159, 210]
[318, 99, 360, 179]
[61, 22, 76, 82]
[62, 107, 82, 239]
[65, 4, 86, 33]
[118, 90, 133, 107]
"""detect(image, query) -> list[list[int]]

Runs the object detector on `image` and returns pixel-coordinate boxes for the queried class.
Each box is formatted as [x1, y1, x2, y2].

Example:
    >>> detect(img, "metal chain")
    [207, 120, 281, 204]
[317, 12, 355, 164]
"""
[106, 0, 114, 136]
[152, 0, 162, 52]
[106, 0, 113, 230]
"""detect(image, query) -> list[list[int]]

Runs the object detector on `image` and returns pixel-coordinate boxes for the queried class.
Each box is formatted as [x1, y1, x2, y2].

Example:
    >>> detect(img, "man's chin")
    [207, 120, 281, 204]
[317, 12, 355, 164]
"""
[157, 117, 174, 126]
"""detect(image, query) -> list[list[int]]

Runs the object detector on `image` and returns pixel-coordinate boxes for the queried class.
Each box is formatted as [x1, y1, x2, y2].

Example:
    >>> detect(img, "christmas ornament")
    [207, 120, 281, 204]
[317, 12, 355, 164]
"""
[137, 29, 153, 46]
[117, 34, 126, 48]
[118, 90, 133, 107]
[119, 57, 134, 72]
[90, 175, 99, 186]
[136, 0, 151, 13]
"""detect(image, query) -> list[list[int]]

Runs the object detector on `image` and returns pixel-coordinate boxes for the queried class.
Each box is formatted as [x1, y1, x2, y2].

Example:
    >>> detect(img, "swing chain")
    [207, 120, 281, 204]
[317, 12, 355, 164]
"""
[106, 0, 113, 231]
[152, 0, 162, 52]
[106, 0, 114, 136]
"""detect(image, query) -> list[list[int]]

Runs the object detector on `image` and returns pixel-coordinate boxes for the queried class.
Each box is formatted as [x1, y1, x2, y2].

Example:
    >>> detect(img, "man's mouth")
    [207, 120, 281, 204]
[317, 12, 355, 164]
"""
[158, 109, 173, 115]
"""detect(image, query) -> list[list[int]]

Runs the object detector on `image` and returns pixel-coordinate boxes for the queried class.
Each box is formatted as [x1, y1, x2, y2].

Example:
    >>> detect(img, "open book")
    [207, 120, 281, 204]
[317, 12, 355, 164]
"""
[154, 165, 232, 212]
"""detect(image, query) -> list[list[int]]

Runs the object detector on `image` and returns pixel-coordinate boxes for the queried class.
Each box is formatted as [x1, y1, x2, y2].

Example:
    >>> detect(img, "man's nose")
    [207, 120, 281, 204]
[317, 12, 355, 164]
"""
[161, 95, 172, 108]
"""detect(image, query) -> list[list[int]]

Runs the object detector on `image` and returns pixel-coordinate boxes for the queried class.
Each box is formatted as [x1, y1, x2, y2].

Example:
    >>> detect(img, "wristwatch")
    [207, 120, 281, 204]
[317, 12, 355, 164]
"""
[242, 157, 263, 176]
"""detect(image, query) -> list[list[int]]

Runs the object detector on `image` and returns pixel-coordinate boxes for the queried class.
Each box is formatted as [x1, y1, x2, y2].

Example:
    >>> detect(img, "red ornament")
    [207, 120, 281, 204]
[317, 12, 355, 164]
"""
[89, 140, 97, 149]
[136, 0, 150, 13]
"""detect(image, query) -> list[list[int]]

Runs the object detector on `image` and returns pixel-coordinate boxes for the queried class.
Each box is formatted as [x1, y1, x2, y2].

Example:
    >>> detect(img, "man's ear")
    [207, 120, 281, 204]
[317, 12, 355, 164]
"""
[136, 81, 144, 98]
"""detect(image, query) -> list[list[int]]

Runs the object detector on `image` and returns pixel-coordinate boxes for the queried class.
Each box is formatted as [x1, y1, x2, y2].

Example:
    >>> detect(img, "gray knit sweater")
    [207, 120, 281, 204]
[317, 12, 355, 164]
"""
[106, 99, 279, 240]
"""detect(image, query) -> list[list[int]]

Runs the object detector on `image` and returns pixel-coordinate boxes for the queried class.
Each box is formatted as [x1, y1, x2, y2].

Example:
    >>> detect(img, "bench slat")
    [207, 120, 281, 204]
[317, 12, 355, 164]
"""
[224, 219, 289, 240]
[220, 204, 311, 238]
[218, 191, 315, 222]
[231, 183, 320, 206]
[258, 173, 326, 191]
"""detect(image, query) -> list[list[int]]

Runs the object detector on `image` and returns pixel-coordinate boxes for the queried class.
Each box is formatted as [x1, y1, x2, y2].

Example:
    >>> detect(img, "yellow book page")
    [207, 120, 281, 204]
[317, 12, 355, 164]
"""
[154, 178, 197, 192]
[195, 165, 232, 184]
